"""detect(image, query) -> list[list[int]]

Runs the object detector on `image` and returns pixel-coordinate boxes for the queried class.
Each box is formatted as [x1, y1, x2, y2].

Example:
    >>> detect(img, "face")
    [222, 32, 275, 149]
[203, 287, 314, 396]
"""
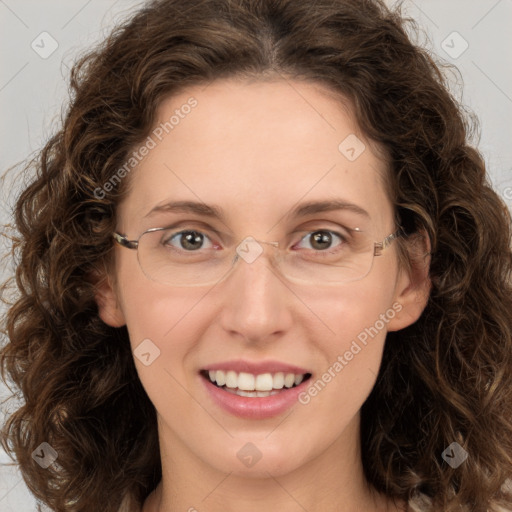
[97, 78, 428, 481]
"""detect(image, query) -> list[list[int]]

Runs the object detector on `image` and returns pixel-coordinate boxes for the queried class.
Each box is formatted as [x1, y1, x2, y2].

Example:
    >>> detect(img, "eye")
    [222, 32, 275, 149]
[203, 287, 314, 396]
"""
[162, 229, 215, 251]
[295, 230, 346, 252]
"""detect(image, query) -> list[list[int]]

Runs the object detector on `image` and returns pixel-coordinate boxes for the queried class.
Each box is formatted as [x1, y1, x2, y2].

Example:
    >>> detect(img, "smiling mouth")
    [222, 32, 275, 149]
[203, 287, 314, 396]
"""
[200, 369, 312, 397]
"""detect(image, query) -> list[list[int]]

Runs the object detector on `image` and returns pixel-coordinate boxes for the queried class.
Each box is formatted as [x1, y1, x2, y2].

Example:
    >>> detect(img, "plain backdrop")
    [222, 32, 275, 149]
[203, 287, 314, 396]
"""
[1, 1, 511, 510]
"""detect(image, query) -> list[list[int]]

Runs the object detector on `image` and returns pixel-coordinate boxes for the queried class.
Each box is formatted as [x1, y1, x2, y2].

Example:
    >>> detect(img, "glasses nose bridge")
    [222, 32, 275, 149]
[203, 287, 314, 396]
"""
[256, 239, 280, 248]
[231, 236, 281, 271]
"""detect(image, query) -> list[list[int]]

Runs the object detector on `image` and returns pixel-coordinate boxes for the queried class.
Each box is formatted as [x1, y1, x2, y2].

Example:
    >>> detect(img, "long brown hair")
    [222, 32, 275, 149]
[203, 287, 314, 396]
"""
[2, 1, 512, 511]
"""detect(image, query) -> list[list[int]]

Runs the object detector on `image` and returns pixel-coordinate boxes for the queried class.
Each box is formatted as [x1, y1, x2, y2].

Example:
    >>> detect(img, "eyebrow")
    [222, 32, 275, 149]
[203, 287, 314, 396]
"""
[144, 199, 370, 221]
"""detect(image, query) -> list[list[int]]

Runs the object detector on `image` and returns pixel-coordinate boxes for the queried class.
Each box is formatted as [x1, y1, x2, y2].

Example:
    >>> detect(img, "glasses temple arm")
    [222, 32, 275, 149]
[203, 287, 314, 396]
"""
[373, 229, 403, 256]
[113, 232, 138, 250]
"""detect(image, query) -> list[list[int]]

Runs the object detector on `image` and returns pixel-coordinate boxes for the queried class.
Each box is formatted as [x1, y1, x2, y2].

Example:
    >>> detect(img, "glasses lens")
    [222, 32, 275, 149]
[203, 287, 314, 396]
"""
[137, 227, 378, 286]
[138, 228, 233, 286]
[276, 228, 375, 285]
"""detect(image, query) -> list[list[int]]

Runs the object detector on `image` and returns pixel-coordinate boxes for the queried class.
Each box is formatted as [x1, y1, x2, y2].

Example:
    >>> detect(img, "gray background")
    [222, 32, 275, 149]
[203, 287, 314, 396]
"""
[1, 1, 511, 510]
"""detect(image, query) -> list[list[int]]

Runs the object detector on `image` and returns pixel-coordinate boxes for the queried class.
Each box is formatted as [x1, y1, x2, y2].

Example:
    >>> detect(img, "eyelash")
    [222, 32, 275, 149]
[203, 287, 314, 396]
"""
[161, 227, 349, 253]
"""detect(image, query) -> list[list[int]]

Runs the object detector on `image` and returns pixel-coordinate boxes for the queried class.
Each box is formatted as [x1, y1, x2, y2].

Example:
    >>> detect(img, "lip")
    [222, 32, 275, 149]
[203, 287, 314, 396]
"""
[201, 359, 310, 375]
[199, 370, 312, 420]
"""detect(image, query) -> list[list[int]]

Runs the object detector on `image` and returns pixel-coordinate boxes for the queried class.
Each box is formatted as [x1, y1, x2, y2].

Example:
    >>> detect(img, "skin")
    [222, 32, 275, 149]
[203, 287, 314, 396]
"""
[95, 78, 430, 512]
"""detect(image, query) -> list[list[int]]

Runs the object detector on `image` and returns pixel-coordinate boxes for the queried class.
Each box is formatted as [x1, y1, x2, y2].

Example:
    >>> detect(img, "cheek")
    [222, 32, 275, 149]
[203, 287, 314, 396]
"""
[118, 283, 206, 420]
[314, 264, 398, 346]
[304, 273, 399, 399]
[115, 259, 209, 390]
[116, 250, 197, 342]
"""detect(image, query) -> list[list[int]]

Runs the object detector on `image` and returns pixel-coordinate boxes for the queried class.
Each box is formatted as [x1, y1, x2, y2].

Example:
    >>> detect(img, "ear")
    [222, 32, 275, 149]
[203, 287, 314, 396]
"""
[387, 230, 431, 332]
[88, 263, 126, 328]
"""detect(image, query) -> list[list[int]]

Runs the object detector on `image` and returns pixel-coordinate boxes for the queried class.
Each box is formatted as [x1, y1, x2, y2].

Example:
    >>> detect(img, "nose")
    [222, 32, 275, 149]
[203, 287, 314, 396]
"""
[216, 238, 293, 344]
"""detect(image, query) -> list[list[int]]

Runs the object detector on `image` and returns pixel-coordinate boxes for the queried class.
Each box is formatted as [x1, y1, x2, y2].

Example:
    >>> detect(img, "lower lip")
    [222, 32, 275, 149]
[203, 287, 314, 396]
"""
[200, 374, 311, 420]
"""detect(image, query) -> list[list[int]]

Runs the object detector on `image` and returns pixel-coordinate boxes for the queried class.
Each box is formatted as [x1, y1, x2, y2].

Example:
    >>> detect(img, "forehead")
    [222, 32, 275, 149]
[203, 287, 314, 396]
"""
[117, 78, 393, 234]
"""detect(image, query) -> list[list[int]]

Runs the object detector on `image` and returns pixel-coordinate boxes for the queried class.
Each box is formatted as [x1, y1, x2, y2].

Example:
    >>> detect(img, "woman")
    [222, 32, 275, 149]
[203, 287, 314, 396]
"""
[1, 0, 512, 511]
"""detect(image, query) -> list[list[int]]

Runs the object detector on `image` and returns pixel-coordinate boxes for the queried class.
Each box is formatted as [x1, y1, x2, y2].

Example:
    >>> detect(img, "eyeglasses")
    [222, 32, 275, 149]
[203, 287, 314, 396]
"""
[113, 224, 402, 287]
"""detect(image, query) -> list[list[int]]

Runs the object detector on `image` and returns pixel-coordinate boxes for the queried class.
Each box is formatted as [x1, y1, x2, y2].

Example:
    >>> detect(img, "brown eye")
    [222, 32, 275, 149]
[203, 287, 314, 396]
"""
[296, 230, 346, 252]
[162, 230, 213, 251]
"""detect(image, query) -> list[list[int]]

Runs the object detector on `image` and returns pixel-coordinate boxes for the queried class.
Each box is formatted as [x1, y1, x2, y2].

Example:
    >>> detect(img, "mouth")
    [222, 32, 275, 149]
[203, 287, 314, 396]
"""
[200, 369, 313, 398]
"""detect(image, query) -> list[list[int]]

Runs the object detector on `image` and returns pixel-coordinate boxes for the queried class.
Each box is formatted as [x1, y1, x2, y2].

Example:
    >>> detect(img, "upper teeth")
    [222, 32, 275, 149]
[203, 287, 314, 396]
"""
[208, 370, 305, 391]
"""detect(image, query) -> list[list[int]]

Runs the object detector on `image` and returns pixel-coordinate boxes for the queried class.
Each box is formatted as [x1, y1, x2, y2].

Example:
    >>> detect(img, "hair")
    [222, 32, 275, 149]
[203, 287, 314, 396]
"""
[1, 0, 512, 511]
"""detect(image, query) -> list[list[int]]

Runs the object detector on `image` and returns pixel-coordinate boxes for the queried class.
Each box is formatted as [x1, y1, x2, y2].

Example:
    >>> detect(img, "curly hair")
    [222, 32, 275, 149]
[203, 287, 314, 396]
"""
[1, 0, 512, 511]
